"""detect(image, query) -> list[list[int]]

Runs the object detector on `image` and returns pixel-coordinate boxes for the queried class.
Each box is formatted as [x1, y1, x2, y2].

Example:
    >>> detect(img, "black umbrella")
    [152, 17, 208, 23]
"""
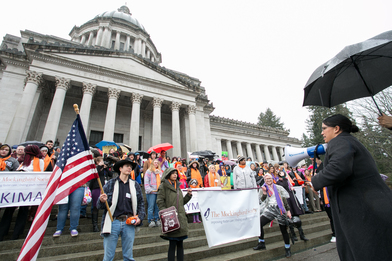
[303, 30, 392, 115]
[19, 141, 45, 148]
[135, 150, 150, 158]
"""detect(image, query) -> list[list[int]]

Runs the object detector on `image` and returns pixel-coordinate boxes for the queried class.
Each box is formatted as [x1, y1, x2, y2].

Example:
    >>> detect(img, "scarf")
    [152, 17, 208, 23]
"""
[169, 180, 177, 189]
[264, 183, 286, 215]
[239, 165, 246, 169]
[286, 175, 295, 187]
[43, 154, 52, 171]
[155, 169, 161, 189]
[294, 172, 304, 185]
[190, 168, 203, 188]
[102, 178, 137, 234]
[305, 175, 311, 182]
[221, 169, 227, 176]
[130, 170, 135, 180]
[208, 172, 219, 187]
[0, 155, 11, 171]
[178, 171, 187, 181]
[323, 187, 330, 207]
[33, 158, 41, 172]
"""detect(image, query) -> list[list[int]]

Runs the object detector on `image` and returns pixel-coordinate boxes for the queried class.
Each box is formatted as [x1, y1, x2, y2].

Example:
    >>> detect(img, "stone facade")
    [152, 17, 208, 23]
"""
[0, 5, 301, 161]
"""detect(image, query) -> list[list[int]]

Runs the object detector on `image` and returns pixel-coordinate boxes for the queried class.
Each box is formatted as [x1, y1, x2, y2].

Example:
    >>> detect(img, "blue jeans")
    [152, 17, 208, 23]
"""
[302, 187, 309, 211]
[146, 193, 159, 222]
[103, 220, 135, 261]
[57, 187, 84, 231]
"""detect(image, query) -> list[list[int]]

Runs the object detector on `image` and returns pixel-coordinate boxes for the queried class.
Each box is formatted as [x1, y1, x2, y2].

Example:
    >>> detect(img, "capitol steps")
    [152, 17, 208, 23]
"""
[0, 209, 332, 260]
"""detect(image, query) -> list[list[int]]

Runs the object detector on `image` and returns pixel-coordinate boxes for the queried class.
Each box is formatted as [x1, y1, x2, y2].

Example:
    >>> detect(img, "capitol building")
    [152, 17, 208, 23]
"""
[0, 5, 300, 162]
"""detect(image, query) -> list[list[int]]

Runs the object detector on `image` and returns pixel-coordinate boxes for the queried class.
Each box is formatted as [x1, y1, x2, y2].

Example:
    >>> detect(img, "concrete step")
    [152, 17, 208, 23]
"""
[0, 209, 332, 261]
[135, 221, 331, 261]
[197, 230, 333, 261]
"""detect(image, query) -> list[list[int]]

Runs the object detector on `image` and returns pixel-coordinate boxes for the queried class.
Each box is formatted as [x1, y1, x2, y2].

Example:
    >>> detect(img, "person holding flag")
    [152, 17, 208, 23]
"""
[17, 105, 99, 261]
[253, 173, 292, 258]
[98, 158, 145, 261]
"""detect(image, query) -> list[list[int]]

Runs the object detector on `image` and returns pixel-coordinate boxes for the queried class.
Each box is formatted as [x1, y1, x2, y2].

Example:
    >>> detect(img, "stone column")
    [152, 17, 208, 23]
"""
[125, 35, 130, 51]
[79, 82, 96, 135]
[272, 146, 279, 161]
[86, 31, 94, 46]
[41, 77, 71, 142]
[129, 93, 143, 151]
[246, 143, 254, 161]
[264, 145, 271, 162]
[226, 140, 233, 160]
[146, 49, 151, 59]
[141, 41, 146, 57]
[171, 102, 181, 157]
[103, 88, 121, 141]
[152, 97, 163, 146]
[255, 144, 263, 163]
[216, 138, 222, 158]
[102, 27, 112, 48]
[114, 31, 121, 50]
[187, 105, 197, 152]
[279, 147, 285, 161]
[6, 70, 43, 145]
[95, 26, 104, 46]
[236, 141, 243, 157]
[80, 34, 86, 45]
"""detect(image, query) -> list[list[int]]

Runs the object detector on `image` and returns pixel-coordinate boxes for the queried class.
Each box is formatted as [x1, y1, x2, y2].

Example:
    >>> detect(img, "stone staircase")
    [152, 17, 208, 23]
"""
[0, 207, 332, 261]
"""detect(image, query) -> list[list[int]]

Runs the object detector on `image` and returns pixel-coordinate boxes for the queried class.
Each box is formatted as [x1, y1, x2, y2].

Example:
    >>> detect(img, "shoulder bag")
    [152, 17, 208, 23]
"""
[159, 189, 181, 233]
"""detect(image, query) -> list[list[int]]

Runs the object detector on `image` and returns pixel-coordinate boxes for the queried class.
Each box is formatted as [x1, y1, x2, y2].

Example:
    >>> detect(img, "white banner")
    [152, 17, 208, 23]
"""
[292, 186, 304, 205]
[0, 172, 67, 207]
[197, 189, 260, 247]
[182, 187, 221, 214]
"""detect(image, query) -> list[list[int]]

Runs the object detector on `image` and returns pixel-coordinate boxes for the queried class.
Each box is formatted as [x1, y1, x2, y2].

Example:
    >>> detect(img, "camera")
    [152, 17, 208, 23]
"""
[126, 215, 138, 225]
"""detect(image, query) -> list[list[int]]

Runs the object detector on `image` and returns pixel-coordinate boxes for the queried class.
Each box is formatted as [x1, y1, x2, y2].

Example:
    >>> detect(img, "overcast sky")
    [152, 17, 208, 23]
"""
[1, 0, 391, 140]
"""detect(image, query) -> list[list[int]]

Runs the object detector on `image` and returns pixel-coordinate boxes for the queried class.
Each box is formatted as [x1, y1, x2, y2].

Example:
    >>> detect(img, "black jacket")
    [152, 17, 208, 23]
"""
[312, 132, 392, 261]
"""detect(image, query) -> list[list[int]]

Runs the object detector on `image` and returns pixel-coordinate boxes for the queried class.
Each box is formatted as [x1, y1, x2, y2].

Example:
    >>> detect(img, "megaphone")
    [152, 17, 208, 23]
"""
[284, 144, 328, 167]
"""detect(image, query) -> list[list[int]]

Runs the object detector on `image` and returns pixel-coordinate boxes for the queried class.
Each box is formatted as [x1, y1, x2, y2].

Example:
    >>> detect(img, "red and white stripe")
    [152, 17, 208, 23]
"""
[17, 151, 97, 261]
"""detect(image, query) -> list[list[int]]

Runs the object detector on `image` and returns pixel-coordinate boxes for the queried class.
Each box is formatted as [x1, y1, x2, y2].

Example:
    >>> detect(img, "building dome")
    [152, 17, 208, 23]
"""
[69, 5, 161, 63]
[94, 6, 146, 32]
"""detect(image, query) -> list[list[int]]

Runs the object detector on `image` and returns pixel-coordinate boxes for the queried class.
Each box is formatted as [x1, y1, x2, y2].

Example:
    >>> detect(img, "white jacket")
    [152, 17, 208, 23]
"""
[232, 165, 256, 189]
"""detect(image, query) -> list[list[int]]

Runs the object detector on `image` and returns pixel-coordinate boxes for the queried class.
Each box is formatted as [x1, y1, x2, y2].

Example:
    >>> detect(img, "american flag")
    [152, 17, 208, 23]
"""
[17, 115, 98, 261]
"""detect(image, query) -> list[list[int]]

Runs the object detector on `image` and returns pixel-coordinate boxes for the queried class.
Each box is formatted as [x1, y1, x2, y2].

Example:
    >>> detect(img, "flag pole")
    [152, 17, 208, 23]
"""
[73, 104, 113, 222]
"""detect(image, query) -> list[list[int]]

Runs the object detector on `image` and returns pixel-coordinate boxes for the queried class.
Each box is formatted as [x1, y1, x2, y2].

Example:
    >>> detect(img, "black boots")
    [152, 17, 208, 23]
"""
[285, 247, 291, 258]
[289, 225, 298, 244]
[92, 208, 100, 232]
[298, 227, 309, 241]
[253, 241, 266, 250]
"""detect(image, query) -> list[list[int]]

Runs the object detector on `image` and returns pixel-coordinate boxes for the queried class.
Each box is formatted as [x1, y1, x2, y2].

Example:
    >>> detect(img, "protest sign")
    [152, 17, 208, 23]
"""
[0, 172, 67, 207]
[197, 189, 260, 247]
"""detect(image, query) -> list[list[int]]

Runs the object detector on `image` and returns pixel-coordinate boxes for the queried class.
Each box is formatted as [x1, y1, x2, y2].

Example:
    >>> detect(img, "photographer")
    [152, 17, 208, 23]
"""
[198, 157, 209, 180]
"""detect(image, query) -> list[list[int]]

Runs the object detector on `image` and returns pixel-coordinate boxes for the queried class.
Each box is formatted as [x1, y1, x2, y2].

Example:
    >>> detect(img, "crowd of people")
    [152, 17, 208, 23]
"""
[1, 113, 391, 260]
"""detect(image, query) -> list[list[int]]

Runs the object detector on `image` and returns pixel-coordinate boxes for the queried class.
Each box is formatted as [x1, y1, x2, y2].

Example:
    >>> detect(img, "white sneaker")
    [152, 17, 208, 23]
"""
[156, 220, 161, 226]
[148, 221, 156, 228]
[330, 236, 336, 243]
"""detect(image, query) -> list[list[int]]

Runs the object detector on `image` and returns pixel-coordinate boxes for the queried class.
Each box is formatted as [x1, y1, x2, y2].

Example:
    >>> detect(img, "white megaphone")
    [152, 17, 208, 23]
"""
[284, 144, 328, 167]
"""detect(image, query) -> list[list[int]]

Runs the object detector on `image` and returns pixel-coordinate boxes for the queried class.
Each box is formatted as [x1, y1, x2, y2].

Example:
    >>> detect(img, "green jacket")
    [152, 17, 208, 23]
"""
[157, 167, 192, 239]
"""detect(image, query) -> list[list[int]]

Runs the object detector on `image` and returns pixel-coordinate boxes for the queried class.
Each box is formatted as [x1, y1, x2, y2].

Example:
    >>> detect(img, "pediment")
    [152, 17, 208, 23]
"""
[52, 53, 184, 87]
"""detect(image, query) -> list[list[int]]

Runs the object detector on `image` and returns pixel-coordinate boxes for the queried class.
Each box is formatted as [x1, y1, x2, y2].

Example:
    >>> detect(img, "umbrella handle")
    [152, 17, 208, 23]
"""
[371, 96, 383, 116]
[351, 57, 383, 116]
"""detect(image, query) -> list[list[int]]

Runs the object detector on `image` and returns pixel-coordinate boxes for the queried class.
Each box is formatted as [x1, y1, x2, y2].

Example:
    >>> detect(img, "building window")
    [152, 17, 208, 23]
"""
[111, 41, 115, 49]
[120, 42, 124, 51]
[89, 131, 103, 147]
[114, 133, 123, 143]
[138, 136, 142, 151]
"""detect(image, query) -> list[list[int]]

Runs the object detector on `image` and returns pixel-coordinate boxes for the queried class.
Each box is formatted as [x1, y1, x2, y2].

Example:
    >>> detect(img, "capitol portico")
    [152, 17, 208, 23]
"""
[0, 5, 300, 162]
